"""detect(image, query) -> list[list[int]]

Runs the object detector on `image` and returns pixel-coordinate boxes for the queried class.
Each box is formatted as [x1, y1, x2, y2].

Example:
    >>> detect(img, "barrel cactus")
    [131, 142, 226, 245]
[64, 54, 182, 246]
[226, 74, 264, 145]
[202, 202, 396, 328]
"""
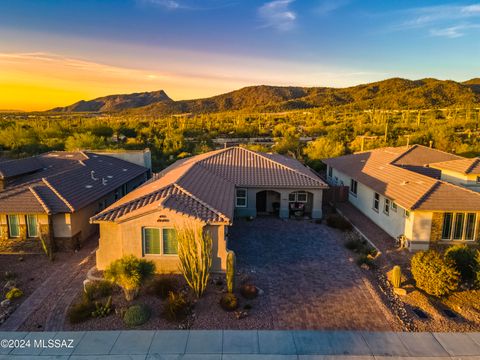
[391, 265, 402, 288]
[226, 250, 236, 293]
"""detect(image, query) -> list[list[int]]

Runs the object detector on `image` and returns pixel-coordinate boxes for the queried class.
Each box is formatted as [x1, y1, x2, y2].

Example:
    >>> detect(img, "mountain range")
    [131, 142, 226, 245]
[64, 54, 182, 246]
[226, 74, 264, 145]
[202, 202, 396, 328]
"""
[49, 77, 480, 114]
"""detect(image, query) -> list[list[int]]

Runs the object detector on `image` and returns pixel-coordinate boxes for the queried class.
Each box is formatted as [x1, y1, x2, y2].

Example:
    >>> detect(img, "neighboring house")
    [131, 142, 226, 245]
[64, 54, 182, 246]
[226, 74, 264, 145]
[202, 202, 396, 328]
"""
[323, 145, 480, 251]
[92, 146, 328, 272]
[0, 151, 149, 253]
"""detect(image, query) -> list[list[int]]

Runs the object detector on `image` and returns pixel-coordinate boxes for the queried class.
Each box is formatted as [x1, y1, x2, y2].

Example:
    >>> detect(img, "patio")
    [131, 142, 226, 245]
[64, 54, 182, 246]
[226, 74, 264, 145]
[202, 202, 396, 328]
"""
[228, 217, 396, 330]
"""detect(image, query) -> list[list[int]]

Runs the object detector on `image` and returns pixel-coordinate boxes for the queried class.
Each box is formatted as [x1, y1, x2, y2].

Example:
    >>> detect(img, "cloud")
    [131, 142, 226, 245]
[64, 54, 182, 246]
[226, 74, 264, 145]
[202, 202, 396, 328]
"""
[258, 0, 296, 31]
[315, 0, 349, 16]
[137, 0, 236, 11]
[430, 23, 480, 38]
[394, 3, 480, 37]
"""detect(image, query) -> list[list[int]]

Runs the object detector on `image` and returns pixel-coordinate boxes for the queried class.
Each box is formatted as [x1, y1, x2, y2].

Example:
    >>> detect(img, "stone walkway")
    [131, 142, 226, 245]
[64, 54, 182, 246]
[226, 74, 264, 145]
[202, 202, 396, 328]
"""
[0, 240, 97, 331]
[0, 330, 479, 358]
[229, 218, 395, 330]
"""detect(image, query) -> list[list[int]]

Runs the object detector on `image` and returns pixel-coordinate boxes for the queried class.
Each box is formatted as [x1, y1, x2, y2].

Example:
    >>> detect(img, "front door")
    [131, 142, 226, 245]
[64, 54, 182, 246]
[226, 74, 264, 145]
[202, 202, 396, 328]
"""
[256, 191, 267, 213]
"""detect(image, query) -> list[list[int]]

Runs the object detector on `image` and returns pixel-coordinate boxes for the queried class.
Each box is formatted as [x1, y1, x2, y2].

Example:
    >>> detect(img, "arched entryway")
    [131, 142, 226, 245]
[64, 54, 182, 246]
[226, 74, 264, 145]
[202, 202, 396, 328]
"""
[256, 190, 281, 216]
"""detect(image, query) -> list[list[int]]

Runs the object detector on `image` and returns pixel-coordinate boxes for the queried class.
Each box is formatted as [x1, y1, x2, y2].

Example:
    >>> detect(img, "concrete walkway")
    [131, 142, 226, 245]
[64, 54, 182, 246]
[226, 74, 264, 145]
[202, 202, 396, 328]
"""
[0, 330, 479, 359]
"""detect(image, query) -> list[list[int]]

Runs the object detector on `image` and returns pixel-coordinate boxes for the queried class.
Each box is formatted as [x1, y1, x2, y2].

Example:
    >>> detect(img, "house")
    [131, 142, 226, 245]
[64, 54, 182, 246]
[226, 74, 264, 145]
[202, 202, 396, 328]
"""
[323, 145, 480, 250]
[0, 151, 149, 252]
[91, 146, 328, 272]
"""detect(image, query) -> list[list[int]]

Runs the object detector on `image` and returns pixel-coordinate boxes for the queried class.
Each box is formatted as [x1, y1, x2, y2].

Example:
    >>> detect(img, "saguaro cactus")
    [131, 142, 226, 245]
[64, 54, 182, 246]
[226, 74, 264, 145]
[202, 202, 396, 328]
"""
[226, 250, 236, 293]
[391, 265, 402, 288]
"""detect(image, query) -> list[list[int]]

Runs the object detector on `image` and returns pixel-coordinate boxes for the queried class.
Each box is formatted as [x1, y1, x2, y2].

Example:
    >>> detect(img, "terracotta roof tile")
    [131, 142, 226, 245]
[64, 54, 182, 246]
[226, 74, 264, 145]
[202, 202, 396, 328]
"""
[428, 157, 480, 175]
[324, 145, 480, 211]
[92, 147, 327, 224]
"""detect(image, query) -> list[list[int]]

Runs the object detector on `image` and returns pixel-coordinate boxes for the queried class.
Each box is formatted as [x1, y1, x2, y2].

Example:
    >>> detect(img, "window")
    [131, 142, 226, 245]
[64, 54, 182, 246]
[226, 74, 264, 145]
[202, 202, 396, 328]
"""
[373, 193, 380, 212]
[328, 166, 333, 178]
[26, 215, 38, 238]
[477, 176, 480, 184]
[384, 199, 390, 216]
[7, 215, 20, 238]
[235, 188, 247, 207]
[122, 184, 128, 196]
[162, 228, 178, 255]
[442, 212, 477, 241]
[114, 189, 120, 201]
[289, 191, 308, 203]
[350, 179, 358, 196]
[143, 228, 161, 255]
[391, 202, 398, 212]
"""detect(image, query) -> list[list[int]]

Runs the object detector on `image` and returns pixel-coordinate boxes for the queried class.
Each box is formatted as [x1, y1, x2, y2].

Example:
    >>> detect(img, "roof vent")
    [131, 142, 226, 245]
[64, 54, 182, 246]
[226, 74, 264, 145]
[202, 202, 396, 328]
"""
[107, 175, 113, 179]
[400, 181, 409, 185]
[91, 171, 98, 181]
[122, 168, 128, 172]
[85, 185, 93, 189]
[66, 154, 73, 158]
[102, 178, 108, 186]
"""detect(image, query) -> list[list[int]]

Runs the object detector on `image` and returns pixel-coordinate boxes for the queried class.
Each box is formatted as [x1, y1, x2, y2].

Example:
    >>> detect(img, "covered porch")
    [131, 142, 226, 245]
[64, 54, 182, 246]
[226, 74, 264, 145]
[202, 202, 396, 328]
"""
[234, 188, 323, 219]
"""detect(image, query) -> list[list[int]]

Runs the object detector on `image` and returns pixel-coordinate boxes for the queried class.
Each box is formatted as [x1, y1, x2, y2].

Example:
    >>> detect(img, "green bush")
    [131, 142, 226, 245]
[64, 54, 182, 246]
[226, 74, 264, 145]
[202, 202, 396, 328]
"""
[219, 293, 239, 311]
[146, 277, 178, 299]
[84, 280, 114, 301]
[356, 255, 376, 269]
[68, 300, 96, 324]
[163, 291, 189, 322]
[123, 304, 151, 327]
[105, 255, 155, 301]
[5, 287, 23, 300]
[411, 250, 460, 296]
[326, 214, 353, 231]
[444, 245, 477, 282]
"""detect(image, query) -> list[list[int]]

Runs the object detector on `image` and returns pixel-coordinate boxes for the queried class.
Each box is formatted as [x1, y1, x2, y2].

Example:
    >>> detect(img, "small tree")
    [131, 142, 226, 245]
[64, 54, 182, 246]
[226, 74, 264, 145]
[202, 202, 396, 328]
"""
[104, 255, 155, 301]
[411, 250, 460, 296]
[444, 245, 477, 283]
[176, 225, 212, 298]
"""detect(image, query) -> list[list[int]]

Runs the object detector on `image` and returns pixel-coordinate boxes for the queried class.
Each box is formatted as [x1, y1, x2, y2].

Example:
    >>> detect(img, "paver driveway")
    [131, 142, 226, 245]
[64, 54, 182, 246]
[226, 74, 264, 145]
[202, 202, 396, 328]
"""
[228, 217, 395, 330]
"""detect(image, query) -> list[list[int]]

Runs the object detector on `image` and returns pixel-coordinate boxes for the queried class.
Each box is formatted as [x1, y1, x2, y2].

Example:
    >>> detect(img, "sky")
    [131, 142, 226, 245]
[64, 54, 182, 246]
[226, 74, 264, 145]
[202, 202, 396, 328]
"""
[0, 0, 479, 111]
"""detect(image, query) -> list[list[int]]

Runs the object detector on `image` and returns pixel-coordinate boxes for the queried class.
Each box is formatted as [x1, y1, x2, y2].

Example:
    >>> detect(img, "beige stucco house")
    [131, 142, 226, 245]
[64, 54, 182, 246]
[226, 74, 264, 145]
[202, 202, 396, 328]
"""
[324, 145, 480, 251]
[0, 151, 149, 253]
[92, 146, 328, 272]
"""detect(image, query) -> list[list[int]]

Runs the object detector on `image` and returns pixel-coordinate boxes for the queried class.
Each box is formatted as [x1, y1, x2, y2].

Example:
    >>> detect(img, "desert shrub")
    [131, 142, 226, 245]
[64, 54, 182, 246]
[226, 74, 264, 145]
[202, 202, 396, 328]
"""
[123, 304, 151, 327]
[356, 255, 376, 269]
[411, 250, 460, 296]
[5, 287, 23, 300]
[84, 280, 114, 301]
[220, 293, 239, 311]
[146, 276, 178, 299]
[105, 255, 155, 301]
[177, 226, 212, 298]
[163, 291, 189, 322]
[476, 250, 480, 287]
[91, 296, 113, 318]
[3, 271, 17, 281]
[326, 213, 353, 231]
[68, 300, 96, 324]
[240, 284, 258, 299]
[444, 245, 477, 282]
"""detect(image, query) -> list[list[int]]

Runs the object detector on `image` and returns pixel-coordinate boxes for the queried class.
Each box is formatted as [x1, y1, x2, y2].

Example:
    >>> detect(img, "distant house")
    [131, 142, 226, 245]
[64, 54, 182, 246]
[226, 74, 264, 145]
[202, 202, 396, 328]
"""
[324, 145, 480, 250]
[0, 152, 149, 253]
[92, 146, 328, 272]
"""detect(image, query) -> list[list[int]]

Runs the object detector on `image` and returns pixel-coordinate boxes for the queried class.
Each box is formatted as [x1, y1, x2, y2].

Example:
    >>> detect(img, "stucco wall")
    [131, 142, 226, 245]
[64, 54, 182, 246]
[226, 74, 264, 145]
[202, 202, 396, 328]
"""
[327, 167, 408, 240]
[96, 208, 228, 273]
[439, 169, 480, 192]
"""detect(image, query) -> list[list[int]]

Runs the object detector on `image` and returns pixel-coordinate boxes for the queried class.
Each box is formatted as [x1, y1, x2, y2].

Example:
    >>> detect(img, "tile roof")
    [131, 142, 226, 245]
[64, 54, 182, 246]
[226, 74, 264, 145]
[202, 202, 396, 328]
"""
[323, 145, 480, 211]
[0, 152, 148, 214]
[0, 157, 43, 179]
[92, 147, 328, 224]
[428, 157, 480, 175]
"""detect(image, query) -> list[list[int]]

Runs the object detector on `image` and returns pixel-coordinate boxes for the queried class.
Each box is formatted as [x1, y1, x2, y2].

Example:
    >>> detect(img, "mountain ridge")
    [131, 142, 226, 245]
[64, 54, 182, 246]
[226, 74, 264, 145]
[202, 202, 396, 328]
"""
[49, 77, 480, 114]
